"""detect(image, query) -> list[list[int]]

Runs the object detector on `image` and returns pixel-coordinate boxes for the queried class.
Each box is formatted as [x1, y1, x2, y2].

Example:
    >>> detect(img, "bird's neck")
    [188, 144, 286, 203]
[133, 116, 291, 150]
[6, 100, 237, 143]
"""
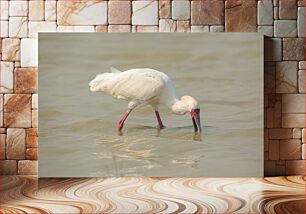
[167, 96, 180, 109]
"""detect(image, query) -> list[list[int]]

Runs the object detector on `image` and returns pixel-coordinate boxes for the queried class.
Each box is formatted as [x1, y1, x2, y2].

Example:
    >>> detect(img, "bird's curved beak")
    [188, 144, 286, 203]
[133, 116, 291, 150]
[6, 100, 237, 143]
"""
[190, 109, 201, 133]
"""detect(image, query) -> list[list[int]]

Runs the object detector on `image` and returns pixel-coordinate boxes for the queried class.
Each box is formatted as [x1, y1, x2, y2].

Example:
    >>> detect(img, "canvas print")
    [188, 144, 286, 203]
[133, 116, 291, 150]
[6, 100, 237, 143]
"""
[39, 33, 263, 177]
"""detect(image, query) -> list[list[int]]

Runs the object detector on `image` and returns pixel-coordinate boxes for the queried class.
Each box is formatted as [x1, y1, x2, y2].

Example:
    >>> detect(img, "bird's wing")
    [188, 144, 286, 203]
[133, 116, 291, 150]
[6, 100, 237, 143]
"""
[109, 71, 165, 102]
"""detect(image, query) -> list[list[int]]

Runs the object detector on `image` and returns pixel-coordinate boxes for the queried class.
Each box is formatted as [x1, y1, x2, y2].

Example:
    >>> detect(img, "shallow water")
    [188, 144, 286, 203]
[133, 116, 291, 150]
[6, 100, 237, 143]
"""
[39, 33, 263, 177]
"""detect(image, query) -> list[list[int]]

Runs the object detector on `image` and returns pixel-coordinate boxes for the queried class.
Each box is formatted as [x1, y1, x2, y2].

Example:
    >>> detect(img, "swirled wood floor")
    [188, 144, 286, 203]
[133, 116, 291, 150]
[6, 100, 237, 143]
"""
[0, 176, 305, 214]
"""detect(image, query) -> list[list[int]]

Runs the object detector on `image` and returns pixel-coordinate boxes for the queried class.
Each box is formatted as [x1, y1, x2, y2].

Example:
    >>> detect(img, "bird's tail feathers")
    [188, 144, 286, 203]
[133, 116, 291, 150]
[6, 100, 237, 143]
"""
[110, 67, 121, 73]
[90, 72, 118, 93]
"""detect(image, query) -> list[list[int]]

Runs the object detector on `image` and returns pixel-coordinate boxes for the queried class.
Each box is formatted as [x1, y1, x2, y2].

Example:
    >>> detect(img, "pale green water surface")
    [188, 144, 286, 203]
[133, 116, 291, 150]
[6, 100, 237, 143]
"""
[39, 33, 263, 177]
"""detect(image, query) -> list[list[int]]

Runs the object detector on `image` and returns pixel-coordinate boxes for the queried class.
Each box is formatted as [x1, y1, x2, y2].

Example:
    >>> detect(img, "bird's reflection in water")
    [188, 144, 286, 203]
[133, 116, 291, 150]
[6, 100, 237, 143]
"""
[95, 135, 157, 161]
[193, 132, 202, 142]
[94, 125, 207, 175]
[117, 125, 203, 142]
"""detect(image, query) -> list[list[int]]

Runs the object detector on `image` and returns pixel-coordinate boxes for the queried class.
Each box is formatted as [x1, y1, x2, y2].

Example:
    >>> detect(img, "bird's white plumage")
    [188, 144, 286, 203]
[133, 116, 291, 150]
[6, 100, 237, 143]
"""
[89, 68, 178, 109]
[89, 67, 201, 133]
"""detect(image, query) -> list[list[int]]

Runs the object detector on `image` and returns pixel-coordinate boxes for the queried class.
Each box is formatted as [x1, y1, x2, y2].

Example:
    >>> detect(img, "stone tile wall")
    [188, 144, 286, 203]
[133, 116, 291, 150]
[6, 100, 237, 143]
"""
[0, 0, 305, 176]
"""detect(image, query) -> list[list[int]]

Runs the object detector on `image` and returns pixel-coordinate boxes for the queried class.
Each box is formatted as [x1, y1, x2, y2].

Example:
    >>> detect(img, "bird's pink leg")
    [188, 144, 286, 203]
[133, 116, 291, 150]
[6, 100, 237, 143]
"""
[155, 111, 166, 129]
[118, 109, 132, 132]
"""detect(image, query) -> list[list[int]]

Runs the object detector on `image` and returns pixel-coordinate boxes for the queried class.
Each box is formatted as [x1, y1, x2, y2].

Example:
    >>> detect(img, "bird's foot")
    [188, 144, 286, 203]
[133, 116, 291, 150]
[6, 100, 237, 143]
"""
[157, 125, 166, 130]
[118, 130, 123, 136]
[117, 123, 124, 133]
[117, 124, 124, 135]
[118, 120, 125, 129]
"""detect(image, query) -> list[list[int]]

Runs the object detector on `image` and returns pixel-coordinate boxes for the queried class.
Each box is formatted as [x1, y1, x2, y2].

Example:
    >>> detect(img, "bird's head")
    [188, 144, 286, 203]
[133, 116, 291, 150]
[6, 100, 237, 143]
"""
[172, 96, 202, 132]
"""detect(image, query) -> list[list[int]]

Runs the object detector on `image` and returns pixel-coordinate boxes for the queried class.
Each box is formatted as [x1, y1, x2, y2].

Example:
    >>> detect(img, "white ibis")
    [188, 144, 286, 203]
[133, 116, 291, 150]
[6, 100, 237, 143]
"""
[89, 67, 201, 133]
